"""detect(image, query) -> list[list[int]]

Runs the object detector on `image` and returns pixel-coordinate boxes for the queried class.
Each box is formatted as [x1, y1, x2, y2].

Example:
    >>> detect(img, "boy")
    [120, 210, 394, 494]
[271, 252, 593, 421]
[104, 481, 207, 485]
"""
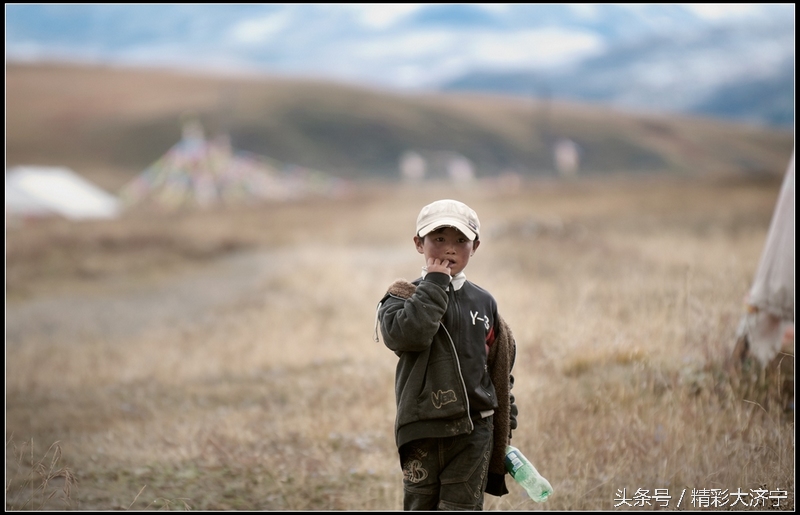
[375, 199, 518, 510]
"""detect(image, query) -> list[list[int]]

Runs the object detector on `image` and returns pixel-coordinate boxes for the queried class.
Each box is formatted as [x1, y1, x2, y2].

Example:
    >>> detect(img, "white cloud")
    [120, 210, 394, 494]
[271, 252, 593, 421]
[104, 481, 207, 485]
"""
[229, 10, 292, 45]
[469, 28, 605, 69]
[345, 3, 424, 29]
[568, 3, 601, 20]
[349, 30, 457, 59]
[681, 3, 761, 21]
[473, 3, 512, 15]
[308, 26, 606, 89]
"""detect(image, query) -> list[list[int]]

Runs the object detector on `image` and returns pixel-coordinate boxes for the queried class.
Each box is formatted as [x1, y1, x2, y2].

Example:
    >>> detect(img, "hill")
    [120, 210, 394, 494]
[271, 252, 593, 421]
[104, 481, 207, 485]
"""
[5, 62, 794, 191]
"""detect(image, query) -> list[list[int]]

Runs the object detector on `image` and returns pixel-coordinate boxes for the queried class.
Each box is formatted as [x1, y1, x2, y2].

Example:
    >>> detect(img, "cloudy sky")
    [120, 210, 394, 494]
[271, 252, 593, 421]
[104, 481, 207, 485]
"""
[4, 3, 791, 90]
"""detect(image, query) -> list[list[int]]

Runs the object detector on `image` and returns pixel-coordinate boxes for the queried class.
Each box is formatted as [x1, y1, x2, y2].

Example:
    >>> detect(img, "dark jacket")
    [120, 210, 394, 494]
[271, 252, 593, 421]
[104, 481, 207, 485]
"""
[376, 272, 517, 496]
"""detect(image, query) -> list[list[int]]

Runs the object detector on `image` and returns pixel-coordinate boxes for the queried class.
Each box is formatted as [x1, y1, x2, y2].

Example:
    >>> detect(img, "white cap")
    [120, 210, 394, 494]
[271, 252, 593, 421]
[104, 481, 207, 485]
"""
[416, 199, 480, 241]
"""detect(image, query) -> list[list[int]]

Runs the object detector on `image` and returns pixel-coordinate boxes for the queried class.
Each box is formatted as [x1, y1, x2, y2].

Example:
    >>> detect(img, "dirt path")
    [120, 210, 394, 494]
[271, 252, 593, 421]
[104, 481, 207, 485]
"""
[5, 243, 415, 348]
[5, 249, 280, 347]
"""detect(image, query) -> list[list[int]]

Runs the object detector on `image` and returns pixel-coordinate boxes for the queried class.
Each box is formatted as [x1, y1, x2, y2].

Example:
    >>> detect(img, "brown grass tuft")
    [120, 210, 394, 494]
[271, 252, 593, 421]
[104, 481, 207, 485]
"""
[5, 438, 77, 510]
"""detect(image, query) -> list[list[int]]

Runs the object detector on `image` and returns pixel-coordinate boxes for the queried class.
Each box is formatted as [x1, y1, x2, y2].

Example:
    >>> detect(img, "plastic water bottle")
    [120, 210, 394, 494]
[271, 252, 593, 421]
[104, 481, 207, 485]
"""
[504, 445, 553, 502]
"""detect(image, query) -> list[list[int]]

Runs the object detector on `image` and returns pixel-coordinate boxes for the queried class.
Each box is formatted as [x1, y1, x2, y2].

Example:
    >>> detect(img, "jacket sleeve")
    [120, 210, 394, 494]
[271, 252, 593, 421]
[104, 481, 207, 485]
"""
[378, 273, 450, 353]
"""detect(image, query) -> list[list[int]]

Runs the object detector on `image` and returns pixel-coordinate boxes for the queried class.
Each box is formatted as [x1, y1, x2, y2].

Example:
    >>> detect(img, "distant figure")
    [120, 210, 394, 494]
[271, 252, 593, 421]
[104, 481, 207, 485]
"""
[554, 138, 580, 178]
[400, 151, 427, 182]
[375, 199, 520, 510]
[181, 116, 205, 145]
[447, 154, 475, 185]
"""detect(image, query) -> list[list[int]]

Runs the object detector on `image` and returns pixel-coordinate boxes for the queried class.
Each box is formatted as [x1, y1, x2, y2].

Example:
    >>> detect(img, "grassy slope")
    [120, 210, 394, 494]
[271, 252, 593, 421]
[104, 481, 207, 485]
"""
[6, 62, 794, 191]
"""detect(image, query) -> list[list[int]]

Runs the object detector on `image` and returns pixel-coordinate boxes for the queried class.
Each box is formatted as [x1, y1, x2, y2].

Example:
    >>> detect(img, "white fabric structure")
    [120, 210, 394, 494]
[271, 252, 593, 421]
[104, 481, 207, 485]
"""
[5, 166, 121, 220]
[736, 152, 795, 366]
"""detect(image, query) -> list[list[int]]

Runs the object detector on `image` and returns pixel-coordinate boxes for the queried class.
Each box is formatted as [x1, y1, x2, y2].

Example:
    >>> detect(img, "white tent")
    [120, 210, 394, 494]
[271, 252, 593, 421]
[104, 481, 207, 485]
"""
[5, 166, 121, 221]
[734, 152, 795, 367]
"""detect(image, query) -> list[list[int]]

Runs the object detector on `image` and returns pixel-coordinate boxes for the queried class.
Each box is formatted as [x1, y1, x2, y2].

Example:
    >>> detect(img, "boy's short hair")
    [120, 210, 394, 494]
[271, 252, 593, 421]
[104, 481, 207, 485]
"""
[416, 199, 480, 241]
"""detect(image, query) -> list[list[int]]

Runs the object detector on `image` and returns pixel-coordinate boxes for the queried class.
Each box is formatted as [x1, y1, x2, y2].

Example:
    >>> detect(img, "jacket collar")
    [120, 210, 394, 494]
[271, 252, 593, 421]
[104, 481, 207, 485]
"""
[421, 268, 467, 291]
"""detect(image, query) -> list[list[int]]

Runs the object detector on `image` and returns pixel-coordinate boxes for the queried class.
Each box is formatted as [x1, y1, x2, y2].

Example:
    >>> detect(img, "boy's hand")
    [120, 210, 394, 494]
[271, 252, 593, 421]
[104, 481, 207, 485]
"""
[427, 257, 452, 276]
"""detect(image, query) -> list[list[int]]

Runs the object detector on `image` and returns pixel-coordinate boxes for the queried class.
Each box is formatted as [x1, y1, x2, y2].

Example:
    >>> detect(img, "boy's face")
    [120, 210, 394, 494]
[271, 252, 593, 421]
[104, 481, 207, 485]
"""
[414, 226, 480, 277]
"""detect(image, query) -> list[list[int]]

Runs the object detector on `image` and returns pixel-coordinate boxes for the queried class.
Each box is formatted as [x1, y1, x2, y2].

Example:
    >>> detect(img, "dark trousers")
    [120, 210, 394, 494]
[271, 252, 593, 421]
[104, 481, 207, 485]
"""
[399, 416, 493, 511]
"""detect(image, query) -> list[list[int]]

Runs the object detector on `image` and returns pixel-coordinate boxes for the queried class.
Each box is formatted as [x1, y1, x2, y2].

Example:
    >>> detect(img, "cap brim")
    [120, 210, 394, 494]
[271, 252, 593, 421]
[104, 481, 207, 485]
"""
[417, 219, 477, 240]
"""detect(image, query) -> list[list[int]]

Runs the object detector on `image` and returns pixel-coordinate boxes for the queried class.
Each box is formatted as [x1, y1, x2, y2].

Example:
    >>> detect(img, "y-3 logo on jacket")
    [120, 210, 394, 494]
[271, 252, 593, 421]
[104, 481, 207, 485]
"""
[431, 389, 458, 409]
[470, 311, 491, 331]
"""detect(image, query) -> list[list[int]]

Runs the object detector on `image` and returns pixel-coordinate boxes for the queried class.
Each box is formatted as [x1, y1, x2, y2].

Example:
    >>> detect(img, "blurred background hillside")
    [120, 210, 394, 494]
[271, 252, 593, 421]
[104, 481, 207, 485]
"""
[5, 4, 795, 195]
[5, 61, 795, 194]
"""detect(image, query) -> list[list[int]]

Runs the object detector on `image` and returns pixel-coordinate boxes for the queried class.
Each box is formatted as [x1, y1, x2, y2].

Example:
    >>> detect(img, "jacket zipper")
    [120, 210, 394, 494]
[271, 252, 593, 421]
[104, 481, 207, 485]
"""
[440, 321, 473, 433]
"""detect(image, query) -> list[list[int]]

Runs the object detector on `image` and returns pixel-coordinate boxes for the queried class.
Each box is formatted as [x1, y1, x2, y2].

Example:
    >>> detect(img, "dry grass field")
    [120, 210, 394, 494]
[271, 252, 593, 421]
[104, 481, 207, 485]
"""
[5, 175, 794, 510]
